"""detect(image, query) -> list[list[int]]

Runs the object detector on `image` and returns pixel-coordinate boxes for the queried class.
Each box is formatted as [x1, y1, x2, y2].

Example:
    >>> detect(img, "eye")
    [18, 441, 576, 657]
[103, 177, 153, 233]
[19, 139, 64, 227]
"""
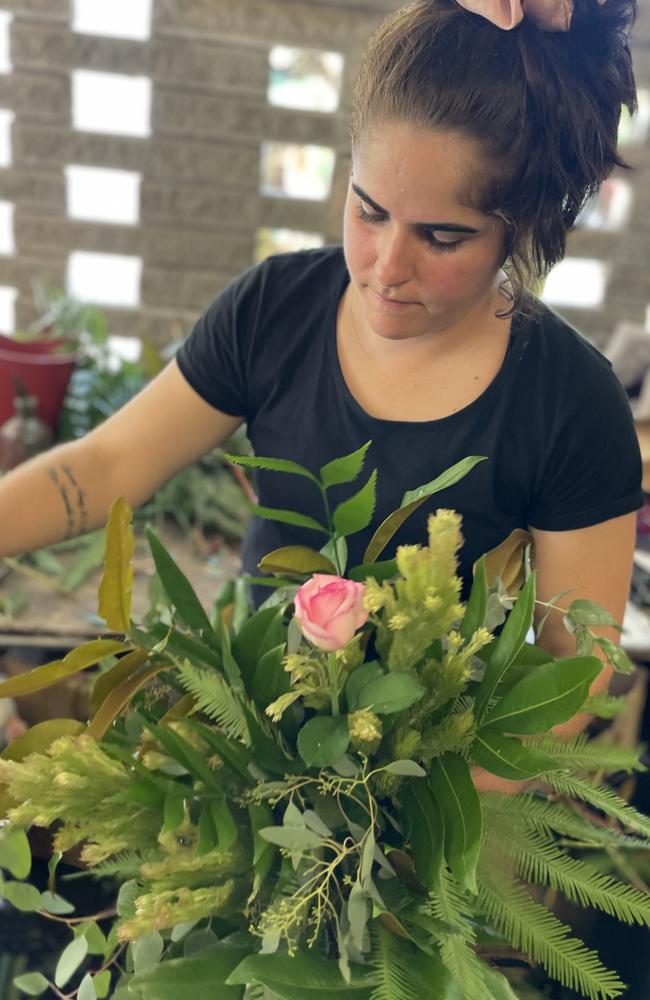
[356, 200, 386, 225]
[422, 230, 463, 253]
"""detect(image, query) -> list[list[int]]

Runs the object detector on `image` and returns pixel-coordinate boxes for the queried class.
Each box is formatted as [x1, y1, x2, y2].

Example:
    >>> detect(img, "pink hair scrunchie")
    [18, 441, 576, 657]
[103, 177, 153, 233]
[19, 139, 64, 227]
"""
[455, 0, 606, 32]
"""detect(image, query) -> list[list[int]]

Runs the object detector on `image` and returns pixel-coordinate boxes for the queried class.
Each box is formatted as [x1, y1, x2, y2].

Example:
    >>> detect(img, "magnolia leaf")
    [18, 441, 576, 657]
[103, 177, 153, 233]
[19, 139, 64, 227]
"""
[474, 572, 537, 724]
[297, 715, 350, 768]
[98, 496, 134, 632]
[461, 555, 488, 641]
[0, 881, 42, 911]
[399, 778, 445, 890]
[483, 528, 533, 597]
[1, 720, 83, 774]
[357, 673, 425, 715]
[345, 661, 383, 711]
[55, 934, 89, 988]
[90, 648, 149, 715]
[567, 598, 619, 629]
[13, 973, 50, 996]
[471, 730, 561, 780]
[332, 470, 377, 538]
[347, 559, 398, 584]
[232, 607, 284, 685]
[481, 656, 602, 734]
[250, 643, 289, 710]
[0, 826, 31, 879]
[39, 891, 75, 915]
[259, 546, 336, 578]
[0, 638, 130, 699]
[383, 759, 426, 777]
[224, 451, 319, 487]
[147, 529, 214, 635]
[128, 943, 249, 999]
[86, 661, 170, 740]
[252, 505, 329, 536]
[320, 441, 371, 489]
[362, 457, 485, 565]
[429, 754, 482, 894]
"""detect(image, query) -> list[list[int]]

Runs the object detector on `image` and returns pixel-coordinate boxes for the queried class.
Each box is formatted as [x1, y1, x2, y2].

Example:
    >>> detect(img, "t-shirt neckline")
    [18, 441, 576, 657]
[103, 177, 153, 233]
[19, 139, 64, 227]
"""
[326, 254, 525, 429]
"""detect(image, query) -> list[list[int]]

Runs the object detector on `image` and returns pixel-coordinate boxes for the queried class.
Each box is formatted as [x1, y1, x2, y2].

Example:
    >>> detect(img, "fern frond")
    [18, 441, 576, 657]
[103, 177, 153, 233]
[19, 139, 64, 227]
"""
[178, 662, 251, 745]
[368, 923, 426, 1000]
[427, 867, 488, 1000]
[544, 773, 650, 839]
[477, 862, 626, 999]
[482, 794, 650, 851]
[485, 819, 650, 927]
[583, 694, 627, 719]
[522, 734, 645, 775]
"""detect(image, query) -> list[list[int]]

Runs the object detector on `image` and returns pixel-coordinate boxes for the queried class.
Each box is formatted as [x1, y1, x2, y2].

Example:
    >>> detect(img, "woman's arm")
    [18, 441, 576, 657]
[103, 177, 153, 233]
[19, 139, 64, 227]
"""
[0, 359, 243, 557]
[472, 511, 637, 793]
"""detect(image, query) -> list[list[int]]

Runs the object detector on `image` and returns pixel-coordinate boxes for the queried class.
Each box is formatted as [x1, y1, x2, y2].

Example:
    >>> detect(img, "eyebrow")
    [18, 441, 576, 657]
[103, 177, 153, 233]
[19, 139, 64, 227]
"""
[351, 183, 480, 234]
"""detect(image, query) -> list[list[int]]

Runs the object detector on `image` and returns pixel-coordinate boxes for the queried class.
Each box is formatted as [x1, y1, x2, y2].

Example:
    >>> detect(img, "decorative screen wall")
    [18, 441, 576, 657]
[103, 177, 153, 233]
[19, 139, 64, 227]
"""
[0, 0, 647, 350]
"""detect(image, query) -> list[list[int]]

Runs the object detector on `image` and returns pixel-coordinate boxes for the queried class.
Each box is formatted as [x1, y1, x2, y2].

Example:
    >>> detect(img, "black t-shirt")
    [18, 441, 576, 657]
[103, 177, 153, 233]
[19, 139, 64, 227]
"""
[176, 246, 643, 599]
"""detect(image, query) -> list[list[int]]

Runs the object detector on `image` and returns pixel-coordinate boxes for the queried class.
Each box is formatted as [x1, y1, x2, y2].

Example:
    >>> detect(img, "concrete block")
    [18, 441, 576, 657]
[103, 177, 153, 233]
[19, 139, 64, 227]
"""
[0, 70, 69, 122]
[142, 266, 239, 311]
[153, 90, 266, 140]
[141, 182, 259, 228]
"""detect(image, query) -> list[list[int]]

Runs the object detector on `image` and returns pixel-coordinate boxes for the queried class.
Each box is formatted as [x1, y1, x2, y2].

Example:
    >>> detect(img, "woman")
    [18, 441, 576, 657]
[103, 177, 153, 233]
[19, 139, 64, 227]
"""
[0, 0, 642, 771]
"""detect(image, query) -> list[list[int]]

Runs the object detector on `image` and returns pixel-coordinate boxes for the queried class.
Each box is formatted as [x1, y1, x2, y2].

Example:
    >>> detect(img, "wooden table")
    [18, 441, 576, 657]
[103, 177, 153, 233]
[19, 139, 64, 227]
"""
[0, 525, 241, 649]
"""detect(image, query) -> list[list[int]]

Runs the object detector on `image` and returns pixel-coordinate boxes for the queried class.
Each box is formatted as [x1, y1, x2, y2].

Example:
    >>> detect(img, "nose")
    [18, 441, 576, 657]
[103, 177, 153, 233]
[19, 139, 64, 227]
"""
[373, 225, 414, 289]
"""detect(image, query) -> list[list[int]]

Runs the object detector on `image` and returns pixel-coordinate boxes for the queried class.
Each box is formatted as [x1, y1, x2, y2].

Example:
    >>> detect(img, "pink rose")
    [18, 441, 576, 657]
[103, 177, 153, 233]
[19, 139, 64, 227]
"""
[294, 575, 368, 652]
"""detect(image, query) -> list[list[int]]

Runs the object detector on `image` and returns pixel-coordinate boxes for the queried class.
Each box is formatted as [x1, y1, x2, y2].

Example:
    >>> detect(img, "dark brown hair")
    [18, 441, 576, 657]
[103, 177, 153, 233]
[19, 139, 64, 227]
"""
[350, 0, 638, 315]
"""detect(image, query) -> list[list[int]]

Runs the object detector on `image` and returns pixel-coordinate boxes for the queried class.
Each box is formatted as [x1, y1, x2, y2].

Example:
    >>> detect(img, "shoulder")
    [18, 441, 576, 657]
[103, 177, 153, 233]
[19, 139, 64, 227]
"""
[219, 244, 346, 313]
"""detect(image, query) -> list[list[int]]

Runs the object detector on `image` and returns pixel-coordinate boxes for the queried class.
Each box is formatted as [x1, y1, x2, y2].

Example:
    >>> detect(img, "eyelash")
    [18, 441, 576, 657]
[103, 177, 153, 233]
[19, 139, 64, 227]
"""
[356, 202, 463, 253]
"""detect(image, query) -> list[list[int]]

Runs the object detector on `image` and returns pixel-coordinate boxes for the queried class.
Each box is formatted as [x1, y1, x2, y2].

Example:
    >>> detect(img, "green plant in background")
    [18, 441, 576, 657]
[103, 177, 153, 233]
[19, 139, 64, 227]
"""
[0, 447, 646, 999]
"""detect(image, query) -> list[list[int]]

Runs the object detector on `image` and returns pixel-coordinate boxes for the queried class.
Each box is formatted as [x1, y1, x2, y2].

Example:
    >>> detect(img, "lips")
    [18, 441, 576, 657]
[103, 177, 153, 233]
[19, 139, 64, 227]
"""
[369, 288, 419, 308]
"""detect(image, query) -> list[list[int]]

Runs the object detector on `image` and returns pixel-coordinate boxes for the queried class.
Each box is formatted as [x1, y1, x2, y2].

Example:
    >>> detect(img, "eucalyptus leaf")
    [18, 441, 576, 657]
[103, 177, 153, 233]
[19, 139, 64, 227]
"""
[55, 934, 89, 988]
[0, 881, 42, 912]
[133, 932, 164, 974]
[0, 826, 31, 879]
[94, 970, 111, 998]
[40, 890, 75, 915]
[13, 972, 50, 996]
[567, 599, 618, 628]
[257, 826, 324, 850]
[78, 973, 97, 1000]
[383, 759, 426, 777]
[332, 470, 378, 538]
[297, 715, 350, 768]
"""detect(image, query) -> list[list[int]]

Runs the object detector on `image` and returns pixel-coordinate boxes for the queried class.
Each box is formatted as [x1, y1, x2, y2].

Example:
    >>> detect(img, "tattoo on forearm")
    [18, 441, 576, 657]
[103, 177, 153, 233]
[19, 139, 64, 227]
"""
[62, 465, 89, 535]
[47, 468, 76, 539]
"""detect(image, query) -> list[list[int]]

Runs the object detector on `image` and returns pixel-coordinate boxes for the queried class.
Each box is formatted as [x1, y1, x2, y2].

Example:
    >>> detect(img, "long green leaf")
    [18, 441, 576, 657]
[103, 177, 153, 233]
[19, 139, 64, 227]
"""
[0, 638, 130, 699]
[481, 657, 602, 734]
[146, 529, 215, 635]
[429, 755, 482, 894]
[227, 950, 377, 991]
[320, 441, 371, 489]
[471, 731, 562, 780]
[460, 556, 488, 642]
[1, 718, 85, 762]
[474, 573, 537, 723]
[252, 505, 329, 535]
[98, 496, 134, 632]
[363, 457, 486, 565]
[86, 661, 169, 740]
[90, 648, 149, 714]
[399, 779, 445, 890]
[224, 451, 320, 487]
[332, 470, 377, 538]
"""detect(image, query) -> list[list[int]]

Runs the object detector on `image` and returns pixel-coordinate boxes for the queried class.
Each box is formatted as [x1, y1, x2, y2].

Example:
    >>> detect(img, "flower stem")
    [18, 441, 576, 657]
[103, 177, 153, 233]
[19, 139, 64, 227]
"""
[327, 653, 340, 715]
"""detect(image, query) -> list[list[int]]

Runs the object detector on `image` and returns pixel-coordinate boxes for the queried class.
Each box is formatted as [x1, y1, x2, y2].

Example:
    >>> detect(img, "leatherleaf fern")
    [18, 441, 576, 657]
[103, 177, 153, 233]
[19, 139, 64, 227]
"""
[0, 448, 647, 1000]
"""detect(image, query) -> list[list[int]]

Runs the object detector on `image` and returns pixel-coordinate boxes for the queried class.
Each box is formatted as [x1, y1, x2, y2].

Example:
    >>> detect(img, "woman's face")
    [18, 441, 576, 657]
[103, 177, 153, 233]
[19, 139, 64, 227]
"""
[343, 122, 508, 342]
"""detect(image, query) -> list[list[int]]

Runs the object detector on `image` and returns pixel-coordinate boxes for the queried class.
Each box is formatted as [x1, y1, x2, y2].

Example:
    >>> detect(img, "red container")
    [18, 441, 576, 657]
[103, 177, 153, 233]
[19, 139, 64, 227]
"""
[0, 334, 77, 430]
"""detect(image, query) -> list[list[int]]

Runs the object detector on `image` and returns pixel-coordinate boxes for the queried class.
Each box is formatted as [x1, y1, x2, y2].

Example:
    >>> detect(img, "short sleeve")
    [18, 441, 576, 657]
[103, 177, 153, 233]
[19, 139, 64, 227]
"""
[527, 365, 643, 531]
[175, 274, 249, 418]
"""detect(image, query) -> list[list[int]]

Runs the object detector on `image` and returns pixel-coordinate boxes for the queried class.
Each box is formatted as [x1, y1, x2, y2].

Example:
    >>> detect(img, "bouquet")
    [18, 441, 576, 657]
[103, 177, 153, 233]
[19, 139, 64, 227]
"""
[0, 443, 648, 1000]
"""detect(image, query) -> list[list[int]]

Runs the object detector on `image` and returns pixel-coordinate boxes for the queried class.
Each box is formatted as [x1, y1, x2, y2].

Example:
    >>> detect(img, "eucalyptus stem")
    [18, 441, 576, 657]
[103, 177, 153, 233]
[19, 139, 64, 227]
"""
[327, 653, 340, 715]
